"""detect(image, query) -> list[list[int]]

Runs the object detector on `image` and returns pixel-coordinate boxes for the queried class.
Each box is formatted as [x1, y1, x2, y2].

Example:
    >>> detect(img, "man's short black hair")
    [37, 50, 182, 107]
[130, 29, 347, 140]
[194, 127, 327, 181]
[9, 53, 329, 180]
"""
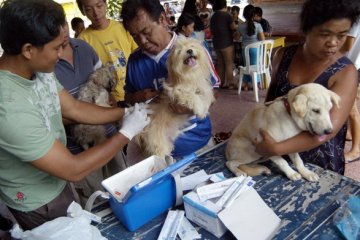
[231, 6, 240, 14]
[121, 0, 164, 31]
[212, 0, 226, 11]
[0, 0, 65, 55]
[300, 0, 360, 33]
[76, 0, 106, 15]
[254, 7, 263, 17]
[71, 17, 84, 30]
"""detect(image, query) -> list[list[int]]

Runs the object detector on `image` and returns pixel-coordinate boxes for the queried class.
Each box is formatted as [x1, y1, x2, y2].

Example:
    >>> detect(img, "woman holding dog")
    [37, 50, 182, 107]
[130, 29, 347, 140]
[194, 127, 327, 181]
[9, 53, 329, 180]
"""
[255, 0, 360, 174]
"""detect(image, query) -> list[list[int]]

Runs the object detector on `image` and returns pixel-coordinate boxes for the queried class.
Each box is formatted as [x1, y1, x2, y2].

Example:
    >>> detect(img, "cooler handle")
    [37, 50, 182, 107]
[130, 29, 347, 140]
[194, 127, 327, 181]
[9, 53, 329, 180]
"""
[85, 190, 110, 212]
[172, 173, 183, 206]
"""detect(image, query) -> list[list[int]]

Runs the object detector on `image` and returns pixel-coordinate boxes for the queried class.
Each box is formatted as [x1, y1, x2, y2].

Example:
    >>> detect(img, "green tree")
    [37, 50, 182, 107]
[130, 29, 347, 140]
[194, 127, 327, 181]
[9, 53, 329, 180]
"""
[107, 0, 123, 19]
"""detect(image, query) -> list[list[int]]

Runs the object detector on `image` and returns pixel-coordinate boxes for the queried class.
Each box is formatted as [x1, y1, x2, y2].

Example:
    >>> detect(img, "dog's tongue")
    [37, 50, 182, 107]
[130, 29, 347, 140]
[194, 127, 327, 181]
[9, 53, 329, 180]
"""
[185, 57, 197, 67]
[318, 135, 326, 141]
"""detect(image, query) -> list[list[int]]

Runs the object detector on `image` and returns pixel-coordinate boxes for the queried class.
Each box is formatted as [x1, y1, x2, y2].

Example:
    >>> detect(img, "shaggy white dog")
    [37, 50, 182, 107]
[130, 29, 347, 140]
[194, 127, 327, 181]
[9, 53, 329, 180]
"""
[226, 83, 340, 181]
[73, 67, 117, 149]
[137, 37, 215, 158]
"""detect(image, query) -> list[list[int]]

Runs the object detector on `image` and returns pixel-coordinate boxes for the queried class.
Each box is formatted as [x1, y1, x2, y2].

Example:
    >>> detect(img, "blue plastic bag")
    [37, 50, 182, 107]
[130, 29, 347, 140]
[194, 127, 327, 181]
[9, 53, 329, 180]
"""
[334, 195, 360, 240]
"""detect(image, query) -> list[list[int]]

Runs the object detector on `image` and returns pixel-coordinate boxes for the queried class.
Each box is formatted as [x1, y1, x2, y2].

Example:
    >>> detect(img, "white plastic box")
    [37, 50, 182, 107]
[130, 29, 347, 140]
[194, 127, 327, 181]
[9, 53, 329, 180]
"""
[183, 191, 227, 238]
[183, 187, 281, 239]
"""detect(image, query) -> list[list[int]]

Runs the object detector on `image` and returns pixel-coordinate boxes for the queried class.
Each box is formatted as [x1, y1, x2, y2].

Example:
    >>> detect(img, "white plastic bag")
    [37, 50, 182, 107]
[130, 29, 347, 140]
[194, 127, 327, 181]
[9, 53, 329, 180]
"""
[11, 202, 107, 240]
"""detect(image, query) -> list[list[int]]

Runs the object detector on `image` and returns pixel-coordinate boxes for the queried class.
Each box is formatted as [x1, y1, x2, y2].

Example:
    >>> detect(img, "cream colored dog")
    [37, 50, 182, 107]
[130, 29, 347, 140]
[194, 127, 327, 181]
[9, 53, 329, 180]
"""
[226, 83, 340, 181]
[138, 37, 215, 158]
[73, 67, 117, 149]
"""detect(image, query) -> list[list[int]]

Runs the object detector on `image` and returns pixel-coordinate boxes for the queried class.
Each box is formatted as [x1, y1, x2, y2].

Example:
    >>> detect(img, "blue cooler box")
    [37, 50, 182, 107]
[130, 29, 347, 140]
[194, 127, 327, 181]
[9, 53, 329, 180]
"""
[101, 154, 196, 231]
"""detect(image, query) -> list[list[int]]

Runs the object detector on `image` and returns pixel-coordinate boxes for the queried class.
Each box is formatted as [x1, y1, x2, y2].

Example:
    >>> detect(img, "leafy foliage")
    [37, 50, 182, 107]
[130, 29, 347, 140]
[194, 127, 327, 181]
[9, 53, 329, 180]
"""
[107, 0, 123, 19]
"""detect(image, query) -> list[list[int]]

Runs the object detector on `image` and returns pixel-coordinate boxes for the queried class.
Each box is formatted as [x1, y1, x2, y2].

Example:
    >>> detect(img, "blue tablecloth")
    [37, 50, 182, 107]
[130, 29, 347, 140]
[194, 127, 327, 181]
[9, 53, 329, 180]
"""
[94, 142, 360, 239]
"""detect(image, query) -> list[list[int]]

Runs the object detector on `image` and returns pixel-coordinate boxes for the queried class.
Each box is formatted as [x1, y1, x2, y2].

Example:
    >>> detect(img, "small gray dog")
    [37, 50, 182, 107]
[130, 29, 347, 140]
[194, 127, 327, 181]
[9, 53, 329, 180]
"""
[73, 67, 117, 149]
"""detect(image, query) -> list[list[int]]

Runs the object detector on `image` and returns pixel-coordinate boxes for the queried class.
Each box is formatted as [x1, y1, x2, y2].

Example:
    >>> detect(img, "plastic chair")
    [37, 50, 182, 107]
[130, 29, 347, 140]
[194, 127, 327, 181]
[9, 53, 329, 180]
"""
[238, 40, 274, 102]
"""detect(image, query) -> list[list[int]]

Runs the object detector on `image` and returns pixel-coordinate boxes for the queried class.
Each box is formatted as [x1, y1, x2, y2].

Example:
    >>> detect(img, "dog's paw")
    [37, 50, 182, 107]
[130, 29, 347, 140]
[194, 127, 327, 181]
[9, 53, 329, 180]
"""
[226, 162, 247, 177]
[263, 167, 272, 175]
[287, 171, 302, 181]
[302, 171, 319, 182]
[234, 171, 247, 177]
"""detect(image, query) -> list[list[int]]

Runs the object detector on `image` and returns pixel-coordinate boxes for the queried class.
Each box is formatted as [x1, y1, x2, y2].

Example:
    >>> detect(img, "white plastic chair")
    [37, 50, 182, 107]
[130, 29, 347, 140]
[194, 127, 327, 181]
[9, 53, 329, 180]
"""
[238, 40, 274, 102]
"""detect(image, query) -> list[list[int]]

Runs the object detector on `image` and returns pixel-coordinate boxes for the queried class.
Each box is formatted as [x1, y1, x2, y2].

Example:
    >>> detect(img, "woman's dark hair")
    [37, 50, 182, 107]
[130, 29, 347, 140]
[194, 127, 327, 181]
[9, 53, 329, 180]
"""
[182, 0, 204, 31]
[182, 0, 197, 16]
[301, 0, 360, 33]
[243, 4, 255, 36]
[212, 0, 226, 11]
[0, 0, 65, 55]
[121, 0, 165, 30]
[176, 13, 195, 34]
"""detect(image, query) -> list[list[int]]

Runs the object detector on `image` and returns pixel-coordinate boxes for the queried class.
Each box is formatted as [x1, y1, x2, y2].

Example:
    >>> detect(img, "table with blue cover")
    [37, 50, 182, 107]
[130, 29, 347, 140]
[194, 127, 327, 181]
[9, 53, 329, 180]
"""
[94, 142, 360, 239]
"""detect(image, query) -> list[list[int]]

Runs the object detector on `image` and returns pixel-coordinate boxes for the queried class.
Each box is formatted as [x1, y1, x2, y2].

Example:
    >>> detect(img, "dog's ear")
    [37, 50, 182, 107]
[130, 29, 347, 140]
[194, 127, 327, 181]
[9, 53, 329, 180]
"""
[329, 90, 341, 108]
[292, 94, 308, 118]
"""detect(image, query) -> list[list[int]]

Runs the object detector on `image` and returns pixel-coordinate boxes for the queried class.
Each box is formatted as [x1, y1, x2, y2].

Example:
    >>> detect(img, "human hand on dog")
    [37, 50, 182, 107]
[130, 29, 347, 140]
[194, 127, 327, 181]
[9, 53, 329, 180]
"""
[119, 103, 150, 140]
[253, 129, 279, 157]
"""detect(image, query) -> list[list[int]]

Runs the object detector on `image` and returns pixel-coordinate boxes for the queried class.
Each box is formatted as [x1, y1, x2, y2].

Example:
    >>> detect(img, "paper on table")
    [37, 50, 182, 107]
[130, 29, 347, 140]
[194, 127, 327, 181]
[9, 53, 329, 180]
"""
[218, 188, 281, 240]
[181, 170, 210, 191]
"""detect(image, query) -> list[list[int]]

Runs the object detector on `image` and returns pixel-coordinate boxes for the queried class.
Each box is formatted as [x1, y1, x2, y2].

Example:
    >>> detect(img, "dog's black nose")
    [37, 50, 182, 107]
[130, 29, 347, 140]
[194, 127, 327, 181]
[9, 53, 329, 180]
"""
[187, 49, 193, 55]
[324, 128, 333, 135]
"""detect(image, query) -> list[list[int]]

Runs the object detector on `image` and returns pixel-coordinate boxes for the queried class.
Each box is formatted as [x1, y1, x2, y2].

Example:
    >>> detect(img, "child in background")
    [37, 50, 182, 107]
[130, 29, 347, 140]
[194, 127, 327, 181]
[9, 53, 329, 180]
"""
[237, 4, 265, 90]
[176, 13, 210, 51]
[70, 17, 85, 38]
[176, 13, 195, 38]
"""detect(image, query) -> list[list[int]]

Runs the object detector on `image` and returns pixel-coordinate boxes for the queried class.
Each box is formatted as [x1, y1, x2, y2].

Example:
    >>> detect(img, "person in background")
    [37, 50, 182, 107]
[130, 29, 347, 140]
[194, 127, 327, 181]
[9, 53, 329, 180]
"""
[237, 4, 265, 91]
[70, 17, 85, 38]
[176, 13, 209, 50]
[231, 5, 243, 28]
[182, 0, 205, 41]
[341, 21, 360, 162]
[76, 0, 138, 107]
[231, 5, 244, 68]
[198, 0, 212, 40]
[164, 2, 176, 23]
[254, 6, 272, 37]
[0, 0, 150, 230]
[198, 0, 212, 25]
[256, 0, 360, 174]
[210, 0, 237, 89]
[54, 22, 125, 206]
[176, 13, 196, 38]
[168, 15, 177, 31]
[121, 0, 220, 159]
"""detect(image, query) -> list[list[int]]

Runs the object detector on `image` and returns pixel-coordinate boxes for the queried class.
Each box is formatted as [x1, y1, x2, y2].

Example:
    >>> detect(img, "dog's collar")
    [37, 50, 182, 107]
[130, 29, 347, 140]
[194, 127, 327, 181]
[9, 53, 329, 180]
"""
[283, 97, 291, 115]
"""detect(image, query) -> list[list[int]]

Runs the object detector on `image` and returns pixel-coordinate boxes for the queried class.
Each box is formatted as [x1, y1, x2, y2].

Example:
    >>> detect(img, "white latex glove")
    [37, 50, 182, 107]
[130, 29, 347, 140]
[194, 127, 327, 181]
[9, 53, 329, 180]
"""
[119, 103, 150, 140]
